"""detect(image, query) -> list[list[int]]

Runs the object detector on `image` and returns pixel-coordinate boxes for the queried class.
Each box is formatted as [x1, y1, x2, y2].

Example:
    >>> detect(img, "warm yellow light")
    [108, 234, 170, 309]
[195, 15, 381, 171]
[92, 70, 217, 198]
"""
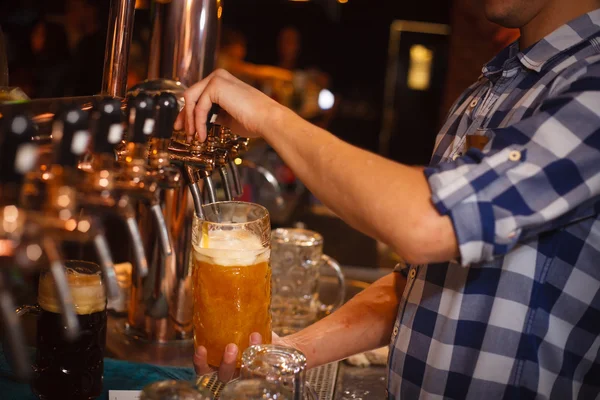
[77, 220, 91, 233]
[65, 219, 77, 231]
[407, 44, 434, 91]
[338, 0, 348, 3]
[26, 244, 42, 262]
[217, 6, 223, 18]
[234, 158, 242, 166]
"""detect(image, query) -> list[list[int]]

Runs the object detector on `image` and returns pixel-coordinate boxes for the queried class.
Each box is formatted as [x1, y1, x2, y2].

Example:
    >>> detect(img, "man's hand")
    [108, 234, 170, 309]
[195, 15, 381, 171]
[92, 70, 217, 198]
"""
[193, 332, 297, 382]
[173, 69, 285, 142]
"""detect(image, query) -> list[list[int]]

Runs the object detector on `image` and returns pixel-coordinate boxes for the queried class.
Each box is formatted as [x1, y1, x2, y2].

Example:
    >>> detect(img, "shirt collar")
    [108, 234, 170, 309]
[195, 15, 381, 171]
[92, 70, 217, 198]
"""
[483, 8, 600, 76]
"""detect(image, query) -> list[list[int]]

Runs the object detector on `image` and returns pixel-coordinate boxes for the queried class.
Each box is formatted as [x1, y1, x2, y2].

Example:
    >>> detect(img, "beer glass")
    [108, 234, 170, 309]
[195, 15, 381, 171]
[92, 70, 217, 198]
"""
[191, 201, 271, 367]
[270, 228, 345, 336]
[17, 260, 107, 400]
[240, 344, 308, 400]
[220, 379, 292, 400]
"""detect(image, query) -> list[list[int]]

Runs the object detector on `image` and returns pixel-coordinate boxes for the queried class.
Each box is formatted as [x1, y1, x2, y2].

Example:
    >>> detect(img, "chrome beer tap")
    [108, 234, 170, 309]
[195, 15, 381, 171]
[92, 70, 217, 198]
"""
[0, 113, 81, 379]
[0, 113, 41, 380]
[167, 137, 217, 218]
[209, 125, 249, 201]
[117, 93, 173, 258]
[41, 107, 123, 300]
[78, 98, 157, 284]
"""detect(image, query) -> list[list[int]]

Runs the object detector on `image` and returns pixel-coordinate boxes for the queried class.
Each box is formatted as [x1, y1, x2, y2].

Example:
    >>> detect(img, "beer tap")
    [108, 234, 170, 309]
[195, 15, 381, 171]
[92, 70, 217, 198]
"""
[118, 93, 173, 258]
[44, 106, 122, 300]
[78, 98, 155, 285]
[0, 113, 80, 379]
[209, 125, 249, 201]
[167, 106, 221, 216]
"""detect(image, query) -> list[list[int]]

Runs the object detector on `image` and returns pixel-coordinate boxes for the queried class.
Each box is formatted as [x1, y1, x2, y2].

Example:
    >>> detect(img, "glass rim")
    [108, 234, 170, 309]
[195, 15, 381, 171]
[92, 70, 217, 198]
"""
[242, 344, 307, 374]
[62, 260, 101, 273]
[271, 228, 323, 246]
[198, 201, 270, 227]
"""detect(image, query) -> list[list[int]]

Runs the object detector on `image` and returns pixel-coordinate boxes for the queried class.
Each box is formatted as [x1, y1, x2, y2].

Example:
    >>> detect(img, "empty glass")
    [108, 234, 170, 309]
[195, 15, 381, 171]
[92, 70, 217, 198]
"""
[270, 228, 345, 335]
[219, 379, 292, 400]
[241, 345, 307, 400]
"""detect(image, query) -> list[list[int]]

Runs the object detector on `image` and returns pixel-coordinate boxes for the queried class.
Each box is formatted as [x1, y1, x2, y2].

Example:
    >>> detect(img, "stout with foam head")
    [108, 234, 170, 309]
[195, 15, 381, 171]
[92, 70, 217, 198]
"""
[33, 261, 107, 400]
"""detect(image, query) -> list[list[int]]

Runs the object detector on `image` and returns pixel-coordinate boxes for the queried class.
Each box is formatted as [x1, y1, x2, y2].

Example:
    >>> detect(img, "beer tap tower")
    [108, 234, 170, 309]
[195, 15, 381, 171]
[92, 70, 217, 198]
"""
[0, 0, 284, 374]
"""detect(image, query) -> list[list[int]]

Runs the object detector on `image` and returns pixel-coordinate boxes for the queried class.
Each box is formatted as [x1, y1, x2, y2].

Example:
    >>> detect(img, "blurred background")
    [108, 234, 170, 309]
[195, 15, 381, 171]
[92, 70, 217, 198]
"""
[0, 0, 518, 268]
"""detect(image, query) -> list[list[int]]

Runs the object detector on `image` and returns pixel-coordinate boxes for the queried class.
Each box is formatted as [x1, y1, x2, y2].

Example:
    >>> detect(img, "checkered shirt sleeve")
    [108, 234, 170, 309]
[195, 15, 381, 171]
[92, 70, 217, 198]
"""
[425, 59, 600, 266]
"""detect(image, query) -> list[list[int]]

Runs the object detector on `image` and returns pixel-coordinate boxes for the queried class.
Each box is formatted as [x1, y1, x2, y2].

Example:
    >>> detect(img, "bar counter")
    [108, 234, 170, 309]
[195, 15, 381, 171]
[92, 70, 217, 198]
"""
[0, 266, 391, 399]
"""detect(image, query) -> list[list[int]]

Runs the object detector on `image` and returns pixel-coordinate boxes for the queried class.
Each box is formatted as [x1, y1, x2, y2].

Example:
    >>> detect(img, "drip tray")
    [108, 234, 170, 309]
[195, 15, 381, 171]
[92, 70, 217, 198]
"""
[307, 362, 339, 400]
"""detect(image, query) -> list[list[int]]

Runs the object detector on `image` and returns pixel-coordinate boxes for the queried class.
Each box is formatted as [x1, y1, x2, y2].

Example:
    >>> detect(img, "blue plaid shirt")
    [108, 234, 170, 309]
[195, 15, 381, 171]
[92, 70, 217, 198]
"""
[388, 10, 600, 399]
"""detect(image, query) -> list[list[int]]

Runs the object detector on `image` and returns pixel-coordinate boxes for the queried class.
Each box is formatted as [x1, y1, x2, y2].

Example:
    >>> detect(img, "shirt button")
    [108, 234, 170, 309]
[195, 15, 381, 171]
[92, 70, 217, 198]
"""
[393, 326, 399, 336]
[409, 269, 416, 279]
[470, 99, 478, 108]
[509, 150, 522, 162]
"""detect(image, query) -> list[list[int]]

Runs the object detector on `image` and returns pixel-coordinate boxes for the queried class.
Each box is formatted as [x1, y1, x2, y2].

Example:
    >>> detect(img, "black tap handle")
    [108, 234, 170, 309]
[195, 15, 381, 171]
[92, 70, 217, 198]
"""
[154, 92, 179, 139]
[128, 92, 155, 144]
[92, 98, 124, 155]
[52, 107, 90, 168]
[207, 104, 220, 127]
[0, 113, 38, 184]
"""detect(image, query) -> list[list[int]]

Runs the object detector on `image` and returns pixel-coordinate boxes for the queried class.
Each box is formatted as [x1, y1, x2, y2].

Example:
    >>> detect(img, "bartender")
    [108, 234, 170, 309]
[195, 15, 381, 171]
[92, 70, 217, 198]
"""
[176, 0, 600, 398]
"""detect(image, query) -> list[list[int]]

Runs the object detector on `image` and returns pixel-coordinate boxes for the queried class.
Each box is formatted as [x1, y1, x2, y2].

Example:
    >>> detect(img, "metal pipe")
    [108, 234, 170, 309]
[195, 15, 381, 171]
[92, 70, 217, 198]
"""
[218, 166, 232, 201]
[125, 216, 149, 278]
[203, 175, 217, 205]
[93, 232, 120, 299]
[150, 203, 173, 256]
[228, 160, 243, 197]
[151, 0, 222, 86]
[41, 237, 80, 341]
[101, 0, 136, 97]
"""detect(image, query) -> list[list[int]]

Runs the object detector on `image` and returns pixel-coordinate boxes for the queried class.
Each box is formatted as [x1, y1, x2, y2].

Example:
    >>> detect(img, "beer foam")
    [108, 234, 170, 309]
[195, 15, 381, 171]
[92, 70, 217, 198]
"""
[193, 229, 269, 266]
[38, 268, 106, 315]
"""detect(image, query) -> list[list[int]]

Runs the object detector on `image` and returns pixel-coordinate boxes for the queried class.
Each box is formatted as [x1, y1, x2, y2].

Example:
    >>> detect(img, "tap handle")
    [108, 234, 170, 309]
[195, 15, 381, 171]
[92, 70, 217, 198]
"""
[91, 98, 124, 155]
[207, 103, 220, 127]
[0, 113, 38, 185]
[52, 107, 90, 168]
[154, 92, 178, 139]
[127, 92, 155, 144]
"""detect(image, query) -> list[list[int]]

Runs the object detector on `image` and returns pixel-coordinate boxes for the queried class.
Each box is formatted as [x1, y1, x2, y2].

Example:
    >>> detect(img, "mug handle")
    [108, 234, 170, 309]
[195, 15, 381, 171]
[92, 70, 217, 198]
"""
[0, 304, 40, 380]
[318, 255, 346, 316]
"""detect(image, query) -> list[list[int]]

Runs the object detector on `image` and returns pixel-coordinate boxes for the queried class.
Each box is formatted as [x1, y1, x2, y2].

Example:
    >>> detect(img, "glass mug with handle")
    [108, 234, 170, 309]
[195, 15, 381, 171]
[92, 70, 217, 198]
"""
[15, 260, 107, 400]
[191, 201, 272, 368]
[270, 228, 345, 336]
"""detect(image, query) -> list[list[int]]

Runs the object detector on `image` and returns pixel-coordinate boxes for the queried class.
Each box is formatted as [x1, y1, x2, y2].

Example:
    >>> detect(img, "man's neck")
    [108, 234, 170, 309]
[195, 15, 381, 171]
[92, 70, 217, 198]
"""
[520, 0, 600, 49]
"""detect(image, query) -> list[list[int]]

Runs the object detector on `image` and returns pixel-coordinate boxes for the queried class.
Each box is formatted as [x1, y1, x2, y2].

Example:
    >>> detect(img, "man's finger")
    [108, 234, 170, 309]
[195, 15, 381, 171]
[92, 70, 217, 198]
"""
[193, 346, 213, 376]
[249, 332, 262, 346]
[217, 343, 238, 383]
[174, 110, 184, 131]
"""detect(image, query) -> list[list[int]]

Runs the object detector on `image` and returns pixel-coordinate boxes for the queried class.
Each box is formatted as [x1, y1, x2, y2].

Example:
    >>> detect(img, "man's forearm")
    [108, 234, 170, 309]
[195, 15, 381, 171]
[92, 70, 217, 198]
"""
[282, 273, 405, 369]
[263, 107, 458, 265]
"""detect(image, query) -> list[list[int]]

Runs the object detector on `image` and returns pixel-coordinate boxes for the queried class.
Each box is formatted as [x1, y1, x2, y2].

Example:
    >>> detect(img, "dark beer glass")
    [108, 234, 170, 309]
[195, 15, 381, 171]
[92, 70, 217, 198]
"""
[32, 261, 107, 400]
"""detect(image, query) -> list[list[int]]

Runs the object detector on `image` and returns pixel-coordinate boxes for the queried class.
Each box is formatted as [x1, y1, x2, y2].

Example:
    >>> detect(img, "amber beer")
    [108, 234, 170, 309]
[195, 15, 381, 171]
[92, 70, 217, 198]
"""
[33, 262, 107, 400]
[191, 202, 272, 367]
